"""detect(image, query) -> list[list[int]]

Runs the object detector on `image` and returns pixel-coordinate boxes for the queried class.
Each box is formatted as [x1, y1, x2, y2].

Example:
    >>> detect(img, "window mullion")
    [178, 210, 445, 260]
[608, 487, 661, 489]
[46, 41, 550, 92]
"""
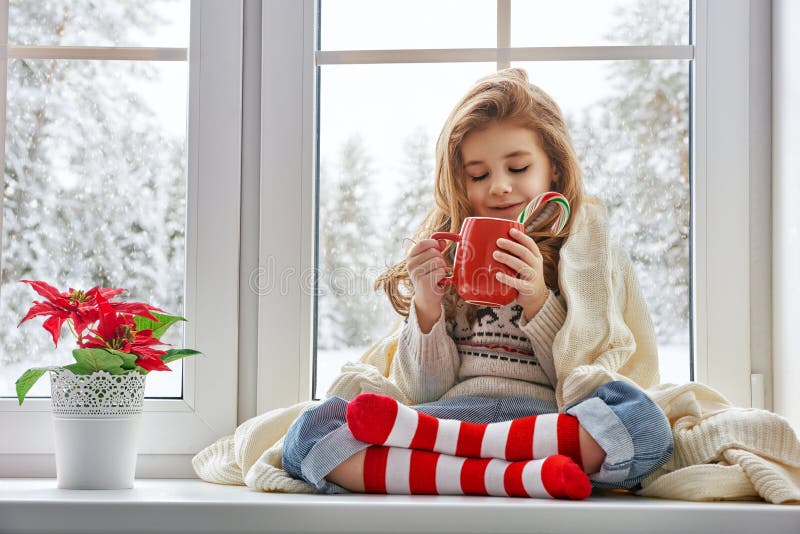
[497, 0, 510, 69]
[315, 46, 694, 66]
[256, 0, 313, 412]
[773, 0, 800, 432]
[693, 0, 752, 407]
[7, 46, 187, 61]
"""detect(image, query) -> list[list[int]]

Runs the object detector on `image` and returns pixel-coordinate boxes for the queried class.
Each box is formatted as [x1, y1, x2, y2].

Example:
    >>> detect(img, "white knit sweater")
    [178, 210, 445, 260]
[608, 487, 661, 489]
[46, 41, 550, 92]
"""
[391, 294, 564, 404]
[192, 198, 800, 503]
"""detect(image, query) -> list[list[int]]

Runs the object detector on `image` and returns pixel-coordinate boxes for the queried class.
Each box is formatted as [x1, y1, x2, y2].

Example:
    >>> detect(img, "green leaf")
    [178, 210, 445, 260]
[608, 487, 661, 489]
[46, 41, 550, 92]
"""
[63, 363, 96, 375]
[71, 348, 124, 372]
[15, 367, 60, 405]
[134, 312, 186, 340]
[107, 349, 139, 370]
[161, 348, 202, 365]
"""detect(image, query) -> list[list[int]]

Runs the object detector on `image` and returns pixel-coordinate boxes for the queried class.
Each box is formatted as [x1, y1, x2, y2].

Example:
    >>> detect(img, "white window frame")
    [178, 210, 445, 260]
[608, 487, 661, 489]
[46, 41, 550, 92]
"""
[772, 0, 800, 432]
[0, 0, 242, 477]
[694, 0, 773, 409]
[258, 0, 776, 413]
[256, 0, 316, 414]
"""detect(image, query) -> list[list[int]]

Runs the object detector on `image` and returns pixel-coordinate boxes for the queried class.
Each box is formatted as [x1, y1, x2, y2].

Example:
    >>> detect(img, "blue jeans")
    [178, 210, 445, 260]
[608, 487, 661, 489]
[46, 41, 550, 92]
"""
[282, 381, 673, 494]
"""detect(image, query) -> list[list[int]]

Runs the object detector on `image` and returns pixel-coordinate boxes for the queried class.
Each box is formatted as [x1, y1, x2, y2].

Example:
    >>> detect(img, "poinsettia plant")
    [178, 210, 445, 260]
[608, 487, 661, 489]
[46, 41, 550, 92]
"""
[14, 280, 201, 405]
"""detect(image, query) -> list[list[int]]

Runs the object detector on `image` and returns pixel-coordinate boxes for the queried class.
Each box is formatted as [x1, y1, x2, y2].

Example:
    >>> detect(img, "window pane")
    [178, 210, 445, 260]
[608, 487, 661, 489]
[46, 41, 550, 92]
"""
[9, 0, 189, 47]
[315, 63, 495, 397]
[511, 0, 690, 47]
[0, 59, 188, 399]
[320, 0, 496, 50]
[512, 59, 691, 384]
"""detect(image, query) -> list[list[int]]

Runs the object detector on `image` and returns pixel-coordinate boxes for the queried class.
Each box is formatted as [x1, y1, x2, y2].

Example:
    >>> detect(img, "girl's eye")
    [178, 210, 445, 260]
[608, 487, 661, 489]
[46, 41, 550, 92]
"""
[469, 166, 527, 181]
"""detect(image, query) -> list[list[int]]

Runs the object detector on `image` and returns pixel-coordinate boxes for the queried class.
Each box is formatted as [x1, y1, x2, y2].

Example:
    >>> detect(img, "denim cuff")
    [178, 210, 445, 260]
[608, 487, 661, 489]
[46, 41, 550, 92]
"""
[567, 396, 635, 484]
[300, 423, 369, 493]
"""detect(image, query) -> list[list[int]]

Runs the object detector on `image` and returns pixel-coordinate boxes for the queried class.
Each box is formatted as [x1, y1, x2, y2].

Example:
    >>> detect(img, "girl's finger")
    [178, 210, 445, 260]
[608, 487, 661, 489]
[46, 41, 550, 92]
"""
[510, 228, 543, 259]
[496, 237, 538, 266]
[410, 256, 447, 279]
[421, 264, 448, 280]
[495, 271, 527, 290]
[419, 256, 447, 276]
[408, 247, 443, 269]
[410, 238, 443, 256]
[493, 250, 532, 277]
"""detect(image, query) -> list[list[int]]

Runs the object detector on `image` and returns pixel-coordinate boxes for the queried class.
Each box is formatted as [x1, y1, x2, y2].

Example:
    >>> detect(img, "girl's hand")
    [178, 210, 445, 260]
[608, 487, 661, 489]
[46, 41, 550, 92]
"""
[406, 238, 449, 322]
[493, 228, 549, 321]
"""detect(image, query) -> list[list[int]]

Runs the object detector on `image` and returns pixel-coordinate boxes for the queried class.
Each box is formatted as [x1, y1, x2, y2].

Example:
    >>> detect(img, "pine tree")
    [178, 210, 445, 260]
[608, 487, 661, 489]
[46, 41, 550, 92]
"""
[385, 127, 436, 267]
[318, 135, 382, 348]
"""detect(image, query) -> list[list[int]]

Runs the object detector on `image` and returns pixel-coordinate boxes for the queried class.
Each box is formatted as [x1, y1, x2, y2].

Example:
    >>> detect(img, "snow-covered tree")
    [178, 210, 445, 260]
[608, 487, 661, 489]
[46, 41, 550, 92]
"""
[574, 0, 690, 344]
[318, 135, 386, 348]
[384, 127, 435, 267]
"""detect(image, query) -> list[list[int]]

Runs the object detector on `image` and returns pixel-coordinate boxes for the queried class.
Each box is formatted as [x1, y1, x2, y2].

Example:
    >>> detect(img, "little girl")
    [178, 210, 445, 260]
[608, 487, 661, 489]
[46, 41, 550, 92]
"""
[282, 68, 673, 499]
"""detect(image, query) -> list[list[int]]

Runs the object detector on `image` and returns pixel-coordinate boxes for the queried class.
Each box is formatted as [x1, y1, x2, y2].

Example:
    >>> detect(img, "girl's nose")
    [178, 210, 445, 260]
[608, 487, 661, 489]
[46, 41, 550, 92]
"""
[489, 175, 513, 195]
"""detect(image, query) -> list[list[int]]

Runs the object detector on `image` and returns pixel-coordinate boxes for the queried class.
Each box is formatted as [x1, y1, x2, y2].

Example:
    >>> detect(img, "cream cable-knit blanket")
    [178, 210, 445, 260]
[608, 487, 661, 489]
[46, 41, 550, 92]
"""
[193, 200, 800, 504]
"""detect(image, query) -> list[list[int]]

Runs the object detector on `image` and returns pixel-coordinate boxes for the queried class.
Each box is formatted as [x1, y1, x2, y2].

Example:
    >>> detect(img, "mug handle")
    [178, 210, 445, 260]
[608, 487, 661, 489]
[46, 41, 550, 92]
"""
[430, 232, 460, 287]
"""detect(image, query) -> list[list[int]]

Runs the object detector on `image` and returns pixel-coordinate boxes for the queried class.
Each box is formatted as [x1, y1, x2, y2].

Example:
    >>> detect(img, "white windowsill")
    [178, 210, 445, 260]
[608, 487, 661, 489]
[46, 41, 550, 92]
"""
[1, 479, 798, 534]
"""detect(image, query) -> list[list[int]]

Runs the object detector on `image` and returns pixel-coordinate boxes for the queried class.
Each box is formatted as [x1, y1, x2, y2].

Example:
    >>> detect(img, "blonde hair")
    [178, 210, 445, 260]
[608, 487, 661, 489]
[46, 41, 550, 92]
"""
[376, 68, 585, 320]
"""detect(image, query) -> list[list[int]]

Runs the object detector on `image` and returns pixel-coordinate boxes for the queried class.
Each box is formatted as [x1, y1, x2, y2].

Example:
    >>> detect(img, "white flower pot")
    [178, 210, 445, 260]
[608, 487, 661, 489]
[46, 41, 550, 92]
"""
[50, 369, 146, 490]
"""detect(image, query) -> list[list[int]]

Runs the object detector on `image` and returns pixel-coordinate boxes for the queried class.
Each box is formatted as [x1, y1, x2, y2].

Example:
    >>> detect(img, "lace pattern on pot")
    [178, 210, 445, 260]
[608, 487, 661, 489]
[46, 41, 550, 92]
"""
[50, 369, 146, 416]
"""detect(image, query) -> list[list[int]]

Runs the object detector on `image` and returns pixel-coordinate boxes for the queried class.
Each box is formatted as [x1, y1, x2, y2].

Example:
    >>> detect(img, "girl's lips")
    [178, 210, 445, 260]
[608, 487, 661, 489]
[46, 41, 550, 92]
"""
[491, 202, 524, 212]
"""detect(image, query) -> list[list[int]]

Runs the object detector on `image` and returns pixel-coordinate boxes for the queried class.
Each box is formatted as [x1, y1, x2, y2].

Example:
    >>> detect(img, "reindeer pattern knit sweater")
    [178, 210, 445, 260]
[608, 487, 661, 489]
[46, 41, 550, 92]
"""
[391, 288, 567, 405]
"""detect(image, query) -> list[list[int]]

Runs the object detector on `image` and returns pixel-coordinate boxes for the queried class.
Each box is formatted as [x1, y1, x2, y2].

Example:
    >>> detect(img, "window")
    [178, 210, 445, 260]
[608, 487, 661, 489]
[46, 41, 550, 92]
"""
[0, 0, 241, 476]
[1, 0, 774, 478]
[257, 0, 768, 412]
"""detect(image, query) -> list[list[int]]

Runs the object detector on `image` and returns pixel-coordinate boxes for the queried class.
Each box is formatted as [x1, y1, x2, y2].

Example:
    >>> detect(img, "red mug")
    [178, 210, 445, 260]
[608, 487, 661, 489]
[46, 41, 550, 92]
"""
[431, 217, 525, 307]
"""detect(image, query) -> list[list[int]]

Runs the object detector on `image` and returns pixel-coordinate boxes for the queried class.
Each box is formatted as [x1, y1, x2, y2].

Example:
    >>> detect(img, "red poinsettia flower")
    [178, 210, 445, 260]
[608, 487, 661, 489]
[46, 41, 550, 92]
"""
[79, 300, 171, 372]
[17, 280, 163, 346]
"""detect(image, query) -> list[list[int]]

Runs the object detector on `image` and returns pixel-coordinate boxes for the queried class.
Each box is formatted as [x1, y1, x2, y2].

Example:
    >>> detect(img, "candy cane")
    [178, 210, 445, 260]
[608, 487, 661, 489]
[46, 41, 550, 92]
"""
[516, 192, 571, 235]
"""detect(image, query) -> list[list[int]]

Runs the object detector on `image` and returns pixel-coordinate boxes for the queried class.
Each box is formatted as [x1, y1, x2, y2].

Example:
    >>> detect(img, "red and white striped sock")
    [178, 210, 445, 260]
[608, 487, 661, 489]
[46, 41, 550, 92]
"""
[362, 446, 591, 500]
[346, 393, 583, 468]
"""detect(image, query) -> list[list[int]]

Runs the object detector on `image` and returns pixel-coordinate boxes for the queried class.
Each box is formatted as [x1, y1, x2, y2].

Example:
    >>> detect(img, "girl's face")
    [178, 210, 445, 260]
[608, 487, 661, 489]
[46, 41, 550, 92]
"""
[461, 121, 556, 220]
